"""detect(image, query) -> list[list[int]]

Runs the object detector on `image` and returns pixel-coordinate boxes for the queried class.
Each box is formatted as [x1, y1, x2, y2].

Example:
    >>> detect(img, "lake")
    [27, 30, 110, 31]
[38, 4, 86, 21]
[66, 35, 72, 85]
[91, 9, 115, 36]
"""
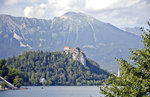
[0, 86, 104, 97]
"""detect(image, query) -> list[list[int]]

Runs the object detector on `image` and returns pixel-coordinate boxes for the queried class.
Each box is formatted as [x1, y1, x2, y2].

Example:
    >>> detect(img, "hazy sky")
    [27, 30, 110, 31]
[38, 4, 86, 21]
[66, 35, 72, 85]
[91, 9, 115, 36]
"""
[0, 0, 149, 27]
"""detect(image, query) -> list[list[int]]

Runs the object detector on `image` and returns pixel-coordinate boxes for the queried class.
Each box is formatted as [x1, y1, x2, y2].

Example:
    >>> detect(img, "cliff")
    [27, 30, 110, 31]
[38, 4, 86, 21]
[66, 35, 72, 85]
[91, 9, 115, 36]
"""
[64, 47, 86, 66]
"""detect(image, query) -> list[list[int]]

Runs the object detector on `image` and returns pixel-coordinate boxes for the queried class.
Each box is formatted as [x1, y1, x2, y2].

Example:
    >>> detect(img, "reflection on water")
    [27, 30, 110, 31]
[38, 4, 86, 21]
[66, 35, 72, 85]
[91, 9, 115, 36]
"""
[0, 86, 104, 97]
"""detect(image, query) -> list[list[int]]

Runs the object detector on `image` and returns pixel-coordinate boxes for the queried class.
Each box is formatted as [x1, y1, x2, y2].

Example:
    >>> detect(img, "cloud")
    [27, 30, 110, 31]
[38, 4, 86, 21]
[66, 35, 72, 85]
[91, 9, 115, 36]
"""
[46, 0, 86, 17]
[23, 0, 86, 18]
[109, 0, 140, 9]
[24, 0, 72, 18]
[85, 0, 119, 10]
[3, 0, 21, 5]
[1, 0, 149, 27]
[86, 0, 150, 26]
[24, 3, 46, 18]
[2, 0, 45, 5]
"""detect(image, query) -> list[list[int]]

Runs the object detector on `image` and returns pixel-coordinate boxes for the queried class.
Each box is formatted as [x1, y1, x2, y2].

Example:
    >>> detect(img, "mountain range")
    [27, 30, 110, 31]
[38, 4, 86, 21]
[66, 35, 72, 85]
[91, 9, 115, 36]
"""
[0, 12, 142, 72]
[122, 27, 143, 36]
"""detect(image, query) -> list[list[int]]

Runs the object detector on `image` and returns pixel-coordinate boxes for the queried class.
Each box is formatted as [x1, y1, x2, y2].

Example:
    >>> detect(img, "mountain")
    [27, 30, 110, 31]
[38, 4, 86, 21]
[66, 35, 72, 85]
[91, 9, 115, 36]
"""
[0, 12, 142, 73]
[122, 27, 143, 36]
[5, 50, 109, 86]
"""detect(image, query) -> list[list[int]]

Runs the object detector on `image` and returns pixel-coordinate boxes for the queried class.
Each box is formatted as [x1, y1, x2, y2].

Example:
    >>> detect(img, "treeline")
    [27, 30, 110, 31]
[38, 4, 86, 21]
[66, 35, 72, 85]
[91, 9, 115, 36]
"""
[5, 50, 109, 86]
[0, 59, 23, 88]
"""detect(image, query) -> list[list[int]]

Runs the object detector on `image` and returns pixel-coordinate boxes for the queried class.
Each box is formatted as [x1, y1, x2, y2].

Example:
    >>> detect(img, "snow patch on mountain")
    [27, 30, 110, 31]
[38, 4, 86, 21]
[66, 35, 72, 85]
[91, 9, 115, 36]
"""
[39, 38, 45, 42]
[60, 15, 68, 20]
[26, 44, 32, 49]
[20, 41, 32, 49]
[39, 43, 42, 47]
[14, 33, 22, 41]
[0, 31, 2, 34]
[83, 45, 95, 49]
[88, 21, 97, 42]
[20, 41, 26, 47]
[98, 43, 107, 46]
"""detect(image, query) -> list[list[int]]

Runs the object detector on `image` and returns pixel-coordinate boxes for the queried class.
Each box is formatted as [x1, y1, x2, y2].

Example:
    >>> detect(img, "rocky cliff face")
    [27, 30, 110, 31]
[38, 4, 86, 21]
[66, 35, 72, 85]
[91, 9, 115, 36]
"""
[64, 47, 86, 66]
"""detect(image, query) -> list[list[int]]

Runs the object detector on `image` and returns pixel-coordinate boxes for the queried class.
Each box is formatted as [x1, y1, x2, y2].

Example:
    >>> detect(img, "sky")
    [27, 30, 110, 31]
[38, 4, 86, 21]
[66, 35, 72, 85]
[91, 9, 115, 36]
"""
[0, 0, 150, 28]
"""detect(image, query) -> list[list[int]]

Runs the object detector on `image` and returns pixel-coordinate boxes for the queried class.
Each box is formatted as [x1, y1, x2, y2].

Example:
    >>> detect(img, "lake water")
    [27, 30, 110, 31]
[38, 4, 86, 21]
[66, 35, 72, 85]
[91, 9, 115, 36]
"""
[0, 86, 104, 97]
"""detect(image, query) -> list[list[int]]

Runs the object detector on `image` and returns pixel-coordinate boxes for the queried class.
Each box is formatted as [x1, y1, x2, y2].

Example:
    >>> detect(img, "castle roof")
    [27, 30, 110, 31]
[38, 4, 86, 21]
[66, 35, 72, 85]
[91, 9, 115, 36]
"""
[64, 46, 70, 49]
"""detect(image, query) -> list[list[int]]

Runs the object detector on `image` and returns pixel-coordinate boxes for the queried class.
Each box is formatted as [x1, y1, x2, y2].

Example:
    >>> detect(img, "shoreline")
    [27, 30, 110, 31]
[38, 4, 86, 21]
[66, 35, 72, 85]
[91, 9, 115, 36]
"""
[0, 87, 30, 91]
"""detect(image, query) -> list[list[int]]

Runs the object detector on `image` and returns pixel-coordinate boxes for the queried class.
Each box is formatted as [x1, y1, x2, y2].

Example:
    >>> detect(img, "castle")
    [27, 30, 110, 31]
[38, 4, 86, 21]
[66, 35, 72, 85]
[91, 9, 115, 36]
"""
[64, 46, 86, 66]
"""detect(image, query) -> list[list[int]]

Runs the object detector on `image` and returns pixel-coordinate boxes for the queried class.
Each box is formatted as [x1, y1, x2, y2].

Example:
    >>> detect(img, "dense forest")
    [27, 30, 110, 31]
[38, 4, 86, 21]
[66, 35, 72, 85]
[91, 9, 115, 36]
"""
[0, 59, 23, 88]
[5, 50, 109, 86]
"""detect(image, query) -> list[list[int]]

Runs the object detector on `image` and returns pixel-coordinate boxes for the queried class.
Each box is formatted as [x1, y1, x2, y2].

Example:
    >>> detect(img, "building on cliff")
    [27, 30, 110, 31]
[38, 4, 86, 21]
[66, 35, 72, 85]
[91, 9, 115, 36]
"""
[64, 46, 86, 66]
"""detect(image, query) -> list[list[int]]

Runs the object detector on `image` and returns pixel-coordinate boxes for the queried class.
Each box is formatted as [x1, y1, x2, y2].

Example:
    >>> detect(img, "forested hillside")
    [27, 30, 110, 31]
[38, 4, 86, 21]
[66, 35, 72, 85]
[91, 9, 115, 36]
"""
[0, 12, 142, 73]
[5, 50, 109, 86]
[0, 59, 23, 88]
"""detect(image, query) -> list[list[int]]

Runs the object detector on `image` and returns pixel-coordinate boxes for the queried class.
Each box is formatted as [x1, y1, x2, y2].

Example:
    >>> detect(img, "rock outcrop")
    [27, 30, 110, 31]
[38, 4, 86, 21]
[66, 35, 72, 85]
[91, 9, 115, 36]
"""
[64, 46, 86, 66]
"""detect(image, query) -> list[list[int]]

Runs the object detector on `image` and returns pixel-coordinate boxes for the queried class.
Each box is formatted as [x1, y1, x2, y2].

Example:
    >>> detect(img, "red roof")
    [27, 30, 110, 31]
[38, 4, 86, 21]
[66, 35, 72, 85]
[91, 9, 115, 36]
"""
[64, 46, 70, 49]
[71, 48, 76, 50]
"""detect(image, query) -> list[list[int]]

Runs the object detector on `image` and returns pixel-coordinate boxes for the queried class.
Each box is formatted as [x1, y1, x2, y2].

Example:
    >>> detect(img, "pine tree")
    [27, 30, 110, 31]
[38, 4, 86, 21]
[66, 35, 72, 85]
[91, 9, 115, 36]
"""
[100, 22, 150, 97]
[0, 59, 8, 77]
[13, 76, 23, 88]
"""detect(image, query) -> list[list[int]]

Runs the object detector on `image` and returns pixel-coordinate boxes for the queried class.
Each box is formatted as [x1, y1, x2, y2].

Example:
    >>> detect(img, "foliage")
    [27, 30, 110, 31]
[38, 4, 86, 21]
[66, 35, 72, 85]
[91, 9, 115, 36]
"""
[0, 59, 23, 88]
[100, 22, 150, 96]
[0, 59, 8, 77]
[5, 50, 109, 86]
[13, 76, 23, 88]
[1, 81, 7, 89]
[5, 67, 21, 84]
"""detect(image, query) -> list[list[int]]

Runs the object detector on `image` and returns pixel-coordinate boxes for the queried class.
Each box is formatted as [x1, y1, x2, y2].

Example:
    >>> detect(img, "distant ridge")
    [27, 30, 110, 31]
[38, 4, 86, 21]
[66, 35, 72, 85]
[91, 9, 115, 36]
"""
[0, 12, 142, 72]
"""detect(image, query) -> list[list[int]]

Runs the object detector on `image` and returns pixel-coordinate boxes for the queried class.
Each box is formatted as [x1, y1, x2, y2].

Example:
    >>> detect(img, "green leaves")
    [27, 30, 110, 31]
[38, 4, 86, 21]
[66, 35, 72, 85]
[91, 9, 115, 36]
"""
[1, 81, 7, 89]
[13, 76, 23, 88]
[0, 59, 23, 88]
[100, 21, 150, 97]
[5, 50, 109, 86]
[0, 59, 8, 77]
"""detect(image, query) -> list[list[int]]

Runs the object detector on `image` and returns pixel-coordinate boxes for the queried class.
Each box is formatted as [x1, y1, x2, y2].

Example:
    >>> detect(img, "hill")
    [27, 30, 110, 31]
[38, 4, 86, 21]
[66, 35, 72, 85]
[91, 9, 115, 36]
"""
[5, 48, 109, 86]
[0, 12, 142, 72]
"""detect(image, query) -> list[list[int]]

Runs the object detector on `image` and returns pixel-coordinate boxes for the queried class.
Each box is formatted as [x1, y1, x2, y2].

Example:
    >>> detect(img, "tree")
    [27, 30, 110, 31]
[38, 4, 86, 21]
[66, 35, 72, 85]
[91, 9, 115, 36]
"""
[5, 50, 109, 86]
[1, 81, 7, 89]
[0, 59, 23, 88]
[100, 22, 150, 97]
[6, 67, 20, 84]
[0, 59, 8, 77]
[13, 76, 23, 88]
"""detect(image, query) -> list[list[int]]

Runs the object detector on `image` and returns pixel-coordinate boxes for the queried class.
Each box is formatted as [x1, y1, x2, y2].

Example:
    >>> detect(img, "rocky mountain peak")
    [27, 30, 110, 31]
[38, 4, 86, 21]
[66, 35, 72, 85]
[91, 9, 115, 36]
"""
[63, 11, 86, 17]
[59, 11, 96, 23]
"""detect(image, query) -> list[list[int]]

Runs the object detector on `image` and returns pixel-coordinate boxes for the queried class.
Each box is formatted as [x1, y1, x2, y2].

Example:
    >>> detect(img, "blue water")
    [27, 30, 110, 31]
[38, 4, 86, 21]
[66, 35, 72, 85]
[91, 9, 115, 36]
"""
[0, 86, 104, 97]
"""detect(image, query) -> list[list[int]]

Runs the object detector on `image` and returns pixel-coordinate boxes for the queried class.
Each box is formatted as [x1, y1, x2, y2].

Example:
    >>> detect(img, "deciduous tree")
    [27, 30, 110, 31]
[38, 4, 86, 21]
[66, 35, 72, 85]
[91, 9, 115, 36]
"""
[100, 22, 150, 97]
[13, 76, 23, 88]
